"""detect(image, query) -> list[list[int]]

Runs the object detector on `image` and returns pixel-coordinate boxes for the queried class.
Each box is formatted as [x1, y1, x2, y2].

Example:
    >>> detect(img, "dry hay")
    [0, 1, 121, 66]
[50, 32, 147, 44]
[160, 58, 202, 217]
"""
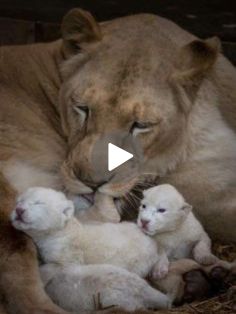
[161, 242, 236, 314]
[101, 242, 236, 314]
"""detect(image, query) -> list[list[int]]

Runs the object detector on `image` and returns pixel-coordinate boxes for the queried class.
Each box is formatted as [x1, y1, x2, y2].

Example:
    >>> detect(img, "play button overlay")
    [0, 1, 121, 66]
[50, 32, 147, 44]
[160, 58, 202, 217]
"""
[108, 143, 133, 171]
[91, 130, 144, 186]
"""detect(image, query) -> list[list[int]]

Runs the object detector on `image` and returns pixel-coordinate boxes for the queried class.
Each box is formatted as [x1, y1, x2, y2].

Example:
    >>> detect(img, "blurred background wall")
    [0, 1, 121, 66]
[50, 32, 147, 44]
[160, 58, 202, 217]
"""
[0, 0, 235, 64]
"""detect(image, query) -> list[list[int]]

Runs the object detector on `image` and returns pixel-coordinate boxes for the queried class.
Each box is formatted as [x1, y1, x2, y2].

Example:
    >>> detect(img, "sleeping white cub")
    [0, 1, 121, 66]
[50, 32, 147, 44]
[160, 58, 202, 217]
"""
[137, 184, 218, 279]
[40, 263, 169, 312]
[11, 187, 171, 311]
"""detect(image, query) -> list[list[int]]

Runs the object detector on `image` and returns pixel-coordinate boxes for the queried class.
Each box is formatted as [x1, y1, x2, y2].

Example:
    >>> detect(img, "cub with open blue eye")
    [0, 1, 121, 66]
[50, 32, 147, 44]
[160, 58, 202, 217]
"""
[137, 184, 218, 280]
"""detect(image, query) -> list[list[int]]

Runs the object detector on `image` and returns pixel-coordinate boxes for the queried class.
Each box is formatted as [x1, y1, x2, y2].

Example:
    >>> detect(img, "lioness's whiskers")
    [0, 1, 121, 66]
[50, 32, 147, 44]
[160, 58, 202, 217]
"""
[122, 194, 136, 218]
[129, 191, 140, 202]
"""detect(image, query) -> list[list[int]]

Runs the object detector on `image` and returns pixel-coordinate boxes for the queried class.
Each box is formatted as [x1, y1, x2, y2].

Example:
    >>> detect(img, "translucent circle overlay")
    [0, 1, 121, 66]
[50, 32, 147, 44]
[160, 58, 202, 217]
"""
[90, 130, 144, 186]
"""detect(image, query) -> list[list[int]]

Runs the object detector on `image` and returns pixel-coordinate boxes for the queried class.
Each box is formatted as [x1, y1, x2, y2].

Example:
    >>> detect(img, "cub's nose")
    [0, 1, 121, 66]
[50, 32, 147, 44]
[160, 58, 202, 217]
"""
[141, 219, 150, 228]
[15, 207, 25, 219]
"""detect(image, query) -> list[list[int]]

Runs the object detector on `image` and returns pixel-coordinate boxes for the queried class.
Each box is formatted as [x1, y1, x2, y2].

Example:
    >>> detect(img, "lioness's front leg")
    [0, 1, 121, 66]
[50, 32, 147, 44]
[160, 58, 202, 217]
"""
[73, 192, 121, 223]
[0, 173, 69, 314]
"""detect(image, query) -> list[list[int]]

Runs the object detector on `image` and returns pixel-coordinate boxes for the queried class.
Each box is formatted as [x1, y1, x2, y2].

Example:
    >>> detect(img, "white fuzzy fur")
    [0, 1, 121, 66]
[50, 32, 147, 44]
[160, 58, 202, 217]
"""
[11, 187, 158, 276]
[11, 187, 170, 311]
[137, 184, 218, 279]
[40, 263, 170, 311]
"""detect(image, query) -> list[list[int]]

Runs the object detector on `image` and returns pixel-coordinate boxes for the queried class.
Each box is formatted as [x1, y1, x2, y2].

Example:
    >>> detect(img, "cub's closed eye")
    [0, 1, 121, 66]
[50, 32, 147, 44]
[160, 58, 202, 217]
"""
[142, 204, 146, 209]
[157, 208, 166, 213]
[34, 201, 44, 205]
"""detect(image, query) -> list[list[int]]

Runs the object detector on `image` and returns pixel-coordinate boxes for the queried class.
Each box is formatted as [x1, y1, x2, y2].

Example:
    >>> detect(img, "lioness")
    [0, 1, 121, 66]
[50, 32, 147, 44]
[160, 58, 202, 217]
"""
[0, 7, 236, 314]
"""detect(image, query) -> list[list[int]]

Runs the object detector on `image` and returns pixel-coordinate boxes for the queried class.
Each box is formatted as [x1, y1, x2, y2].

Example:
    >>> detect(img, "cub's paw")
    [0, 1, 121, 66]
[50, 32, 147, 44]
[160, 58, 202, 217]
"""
[196, 254, 218, 266]
[151, 262, 169, 280]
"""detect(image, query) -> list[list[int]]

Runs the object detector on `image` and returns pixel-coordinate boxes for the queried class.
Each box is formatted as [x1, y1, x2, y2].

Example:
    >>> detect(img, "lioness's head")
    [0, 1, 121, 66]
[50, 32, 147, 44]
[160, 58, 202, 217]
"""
[59, 9, 220, 200]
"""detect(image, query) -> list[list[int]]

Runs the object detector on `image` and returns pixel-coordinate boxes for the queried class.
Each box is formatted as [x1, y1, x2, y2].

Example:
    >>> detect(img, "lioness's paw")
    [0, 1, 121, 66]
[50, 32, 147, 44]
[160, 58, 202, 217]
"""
[195, 254, 218, 266]
[183, 269, 211, 302]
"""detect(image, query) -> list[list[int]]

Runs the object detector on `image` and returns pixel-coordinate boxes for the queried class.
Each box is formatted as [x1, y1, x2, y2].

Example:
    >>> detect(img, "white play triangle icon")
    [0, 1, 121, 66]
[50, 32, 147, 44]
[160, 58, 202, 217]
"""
[108, 143, 133, 171]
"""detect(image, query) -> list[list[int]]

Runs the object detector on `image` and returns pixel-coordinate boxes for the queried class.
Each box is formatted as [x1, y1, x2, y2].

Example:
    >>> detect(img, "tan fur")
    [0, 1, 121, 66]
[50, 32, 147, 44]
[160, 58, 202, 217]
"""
[1, 7, 236, 313]
[59, 11, 236, 243]
[0, 174, 68, 314]
[153, 258, 235, 304]
[75, 192, 120, 223]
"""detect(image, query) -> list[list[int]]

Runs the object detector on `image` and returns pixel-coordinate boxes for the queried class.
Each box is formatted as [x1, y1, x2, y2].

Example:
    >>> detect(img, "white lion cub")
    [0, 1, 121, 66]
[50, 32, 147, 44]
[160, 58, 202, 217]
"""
[137, 184, 218, 279]
[11, 187, 170, 311]
[40, 263, 170, 312]
[11, 187, 158, 277]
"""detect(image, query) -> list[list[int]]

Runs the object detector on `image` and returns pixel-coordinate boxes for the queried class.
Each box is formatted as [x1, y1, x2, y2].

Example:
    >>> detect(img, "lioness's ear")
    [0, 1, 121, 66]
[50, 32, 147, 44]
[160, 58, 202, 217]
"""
[62, 8, 102, 55]
[172, 37, 221, 112]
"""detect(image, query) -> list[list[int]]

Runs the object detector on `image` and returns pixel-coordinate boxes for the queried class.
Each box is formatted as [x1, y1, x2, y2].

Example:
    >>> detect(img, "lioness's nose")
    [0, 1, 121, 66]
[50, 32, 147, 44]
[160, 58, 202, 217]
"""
[82, 179, 108, 191]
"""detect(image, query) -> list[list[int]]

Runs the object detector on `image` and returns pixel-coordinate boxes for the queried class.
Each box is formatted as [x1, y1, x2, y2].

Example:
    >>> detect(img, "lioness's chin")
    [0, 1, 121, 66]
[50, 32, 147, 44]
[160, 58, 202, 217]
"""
[98, 176, 139, 198]
[61, 149, 140, 201]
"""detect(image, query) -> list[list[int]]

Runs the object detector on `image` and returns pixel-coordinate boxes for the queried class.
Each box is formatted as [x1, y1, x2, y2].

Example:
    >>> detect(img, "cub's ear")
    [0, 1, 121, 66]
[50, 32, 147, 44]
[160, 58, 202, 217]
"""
[61, 8, 102, 55]
[142, 189, 148, 197]
[181, 202, 192, 214]
[171, 37, 221, 112]
[62, 200, 75, 219]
